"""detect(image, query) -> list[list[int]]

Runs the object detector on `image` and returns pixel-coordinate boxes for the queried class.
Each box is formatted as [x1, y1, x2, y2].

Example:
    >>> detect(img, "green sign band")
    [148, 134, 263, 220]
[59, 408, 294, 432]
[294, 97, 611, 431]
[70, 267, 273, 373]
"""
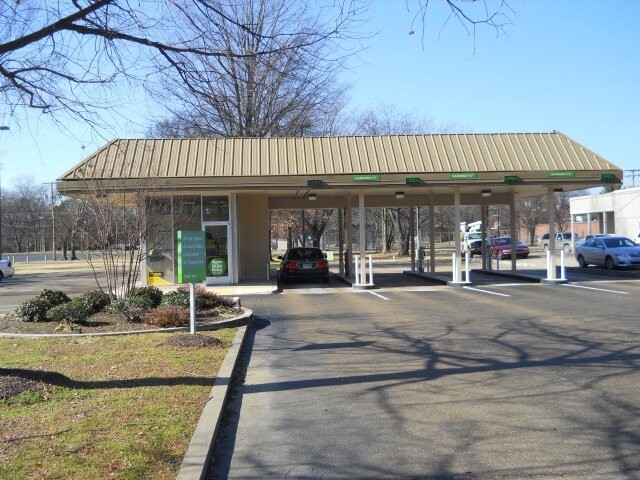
[547, 171, 575, 177]
[449, 172, 478, 180]
[405, 177, 421, 184]
[177, 230, 206, 283]
[352, 174, 380, 182]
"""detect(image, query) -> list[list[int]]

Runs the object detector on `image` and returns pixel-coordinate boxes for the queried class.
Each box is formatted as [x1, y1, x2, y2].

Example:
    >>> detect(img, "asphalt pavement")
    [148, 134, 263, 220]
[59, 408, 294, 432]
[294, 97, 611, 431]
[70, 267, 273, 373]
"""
[209, 274, 640, 479]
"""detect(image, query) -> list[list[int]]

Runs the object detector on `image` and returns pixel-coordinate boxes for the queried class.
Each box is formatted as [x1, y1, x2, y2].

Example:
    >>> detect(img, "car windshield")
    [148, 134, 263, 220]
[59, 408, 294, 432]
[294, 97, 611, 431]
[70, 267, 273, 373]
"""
[467, 233, 482, 240]
[603, 238, 636, 248]
[494, 238, 510, 245]
[287, 248, 324, 260]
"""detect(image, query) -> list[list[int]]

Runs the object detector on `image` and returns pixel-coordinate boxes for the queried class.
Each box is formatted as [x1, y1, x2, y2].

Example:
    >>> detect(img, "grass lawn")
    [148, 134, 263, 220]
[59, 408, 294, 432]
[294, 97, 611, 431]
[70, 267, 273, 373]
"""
[0, 329, 236, 479]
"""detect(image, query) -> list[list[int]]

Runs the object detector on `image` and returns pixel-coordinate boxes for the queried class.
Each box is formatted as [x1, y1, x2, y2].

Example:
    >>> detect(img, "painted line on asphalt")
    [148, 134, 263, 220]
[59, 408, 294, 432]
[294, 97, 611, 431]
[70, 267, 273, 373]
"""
[463, 286, 511, 297]
[563, 284, 629, 295]
[368, 291, 390, 301]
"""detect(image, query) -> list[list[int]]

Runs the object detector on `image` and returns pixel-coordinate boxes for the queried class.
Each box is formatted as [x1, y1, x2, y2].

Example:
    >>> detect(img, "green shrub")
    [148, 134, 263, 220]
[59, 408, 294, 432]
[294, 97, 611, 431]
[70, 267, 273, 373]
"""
[15, 288, 72, 322]
[159, 286, 237, 310]
[37, 289, 71, 307]
[46, 298, 93, 324]
[76, 289, 110, 314]
[130, 286, 163, 308]
[160, 290, 190, 309]
[144, 306, 189, 328]
[15, 297, 52, 322]
[110, 295, 155, 322]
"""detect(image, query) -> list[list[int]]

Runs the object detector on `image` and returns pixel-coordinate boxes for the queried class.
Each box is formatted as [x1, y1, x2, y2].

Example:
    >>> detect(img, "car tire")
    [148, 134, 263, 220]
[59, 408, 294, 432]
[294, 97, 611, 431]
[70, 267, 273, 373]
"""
[0, 271, 3, 282]
[605, 256, 615, 270]
[544, 244, 549, 251]
[563, 244, 571, 253]
[577, 255, 587, 268]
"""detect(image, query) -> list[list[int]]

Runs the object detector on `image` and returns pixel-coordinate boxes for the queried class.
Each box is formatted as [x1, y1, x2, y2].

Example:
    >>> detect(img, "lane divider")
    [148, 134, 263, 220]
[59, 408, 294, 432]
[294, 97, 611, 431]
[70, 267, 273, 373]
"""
[562, 284, 628, 295]
[463, 286, 511, 297]
[367, 291, 390, 301]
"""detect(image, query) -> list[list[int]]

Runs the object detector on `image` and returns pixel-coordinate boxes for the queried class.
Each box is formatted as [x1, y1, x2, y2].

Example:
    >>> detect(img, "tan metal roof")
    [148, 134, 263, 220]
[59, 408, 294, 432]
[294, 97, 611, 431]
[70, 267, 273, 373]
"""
[58, 132, 619, 181]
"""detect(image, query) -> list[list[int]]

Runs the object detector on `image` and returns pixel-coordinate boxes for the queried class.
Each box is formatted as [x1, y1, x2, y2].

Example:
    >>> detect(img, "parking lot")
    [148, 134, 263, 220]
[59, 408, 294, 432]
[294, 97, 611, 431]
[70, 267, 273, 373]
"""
[211, 271, 640, 479]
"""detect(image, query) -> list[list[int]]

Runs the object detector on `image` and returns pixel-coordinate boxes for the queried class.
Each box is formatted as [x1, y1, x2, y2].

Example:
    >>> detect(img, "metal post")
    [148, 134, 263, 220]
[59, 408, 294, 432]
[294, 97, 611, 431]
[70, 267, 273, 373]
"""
[465, 251, 470, 283]
[189, 282, 196, 334]
[560, 250, 566, 281]
[368, 254, 373, 285]
[354, 254, 360, 284]
[452, 252, 458, 282]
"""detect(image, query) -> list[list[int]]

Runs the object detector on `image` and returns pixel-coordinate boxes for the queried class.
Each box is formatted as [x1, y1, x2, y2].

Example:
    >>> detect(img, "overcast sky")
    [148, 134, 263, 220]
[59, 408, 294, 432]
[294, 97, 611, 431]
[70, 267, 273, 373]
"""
[1, 0, 638, 189]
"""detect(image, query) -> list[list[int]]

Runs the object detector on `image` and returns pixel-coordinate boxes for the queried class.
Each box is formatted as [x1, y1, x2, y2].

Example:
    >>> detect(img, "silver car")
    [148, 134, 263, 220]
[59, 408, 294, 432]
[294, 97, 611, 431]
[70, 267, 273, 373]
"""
[575, 236, 640, 270]
[0, 259, 14, 281]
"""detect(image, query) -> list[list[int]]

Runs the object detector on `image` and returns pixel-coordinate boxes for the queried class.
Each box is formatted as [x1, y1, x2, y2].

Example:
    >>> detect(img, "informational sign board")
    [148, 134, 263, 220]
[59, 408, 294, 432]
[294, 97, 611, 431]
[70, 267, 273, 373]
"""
[177, 230, 206, 283]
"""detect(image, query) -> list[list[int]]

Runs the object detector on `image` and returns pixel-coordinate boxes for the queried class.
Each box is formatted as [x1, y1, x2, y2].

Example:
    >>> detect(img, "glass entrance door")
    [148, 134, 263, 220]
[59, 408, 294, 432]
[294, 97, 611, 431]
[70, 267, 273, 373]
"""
[204, 223, 231, 284]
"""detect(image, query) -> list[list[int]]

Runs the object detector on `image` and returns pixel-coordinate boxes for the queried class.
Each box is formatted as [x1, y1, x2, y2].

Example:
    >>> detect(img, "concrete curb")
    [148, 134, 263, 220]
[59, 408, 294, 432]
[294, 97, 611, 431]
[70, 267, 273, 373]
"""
[176, 317, 252, 480]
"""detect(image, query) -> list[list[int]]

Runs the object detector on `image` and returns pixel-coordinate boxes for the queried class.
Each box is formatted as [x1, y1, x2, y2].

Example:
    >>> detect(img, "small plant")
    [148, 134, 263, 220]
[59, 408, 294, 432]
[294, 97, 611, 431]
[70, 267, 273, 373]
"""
[159, 286, 237, 311]
[110, 295, 155, 322]
[15, 288, 71, 322]
[76, 289, 110, 313]
[144, 306, 189, 328]
[37, 289, 71, 306]
[15, 297, 51, 322]
[159, 289, 190, 309]
[130, 286, 163, 308]
[46, 298, 93, 324]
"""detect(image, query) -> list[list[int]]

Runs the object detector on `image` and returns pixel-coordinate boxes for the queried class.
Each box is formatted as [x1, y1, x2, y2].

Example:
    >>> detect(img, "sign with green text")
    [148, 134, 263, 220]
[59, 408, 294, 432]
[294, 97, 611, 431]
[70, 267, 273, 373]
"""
[547, 171, 575, 177]
[405, 177, 422, 184]
[177, 230, 206, 283]
[449, 172, 478, 180]
[352, 174, 380, 182]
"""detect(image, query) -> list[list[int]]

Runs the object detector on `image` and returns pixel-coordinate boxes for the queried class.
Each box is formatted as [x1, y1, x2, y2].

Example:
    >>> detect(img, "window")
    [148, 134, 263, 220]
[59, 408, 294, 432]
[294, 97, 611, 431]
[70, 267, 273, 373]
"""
[203, 196, 229, 221]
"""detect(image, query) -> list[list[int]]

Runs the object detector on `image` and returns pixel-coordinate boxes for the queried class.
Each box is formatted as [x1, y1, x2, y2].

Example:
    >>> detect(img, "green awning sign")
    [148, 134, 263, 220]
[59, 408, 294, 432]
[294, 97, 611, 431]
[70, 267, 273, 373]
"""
[177, 230, 206, 283]
[449, 172, 478, 180]
[600, 173, 617, 182]
[504, 175, 520, 184]
[547, 171, 575, 177]
[352, 174, 380, 182]
[405, 177, 422, 184]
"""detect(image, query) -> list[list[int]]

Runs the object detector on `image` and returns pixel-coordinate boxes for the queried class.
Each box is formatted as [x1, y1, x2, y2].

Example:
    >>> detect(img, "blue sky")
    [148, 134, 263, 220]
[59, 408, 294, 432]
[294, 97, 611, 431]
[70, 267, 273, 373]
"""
[1, 0, 639, 189]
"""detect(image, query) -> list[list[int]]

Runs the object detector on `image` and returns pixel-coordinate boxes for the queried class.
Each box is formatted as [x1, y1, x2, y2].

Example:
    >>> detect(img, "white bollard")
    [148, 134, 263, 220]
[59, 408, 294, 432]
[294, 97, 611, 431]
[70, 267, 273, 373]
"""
[560, 250, 566, 280]
[465, 251, 470, 283]
[354, 254, 360, 284]
[546, 250, 552, 280]
[368, 254, 373, 285]
[452, 252, 458, 282]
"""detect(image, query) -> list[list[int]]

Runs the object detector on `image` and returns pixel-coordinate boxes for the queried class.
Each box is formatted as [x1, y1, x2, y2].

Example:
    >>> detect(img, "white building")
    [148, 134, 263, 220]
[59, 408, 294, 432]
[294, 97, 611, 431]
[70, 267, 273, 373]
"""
[570, 187, 640, 239]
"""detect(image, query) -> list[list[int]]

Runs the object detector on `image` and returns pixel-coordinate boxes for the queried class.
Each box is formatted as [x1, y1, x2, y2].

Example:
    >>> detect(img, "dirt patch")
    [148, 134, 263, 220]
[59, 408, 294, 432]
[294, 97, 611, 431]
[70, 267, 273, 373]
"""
[163, 333, 223, 348]
[0, 374, 46, 401]
[0, 308, 242, 335]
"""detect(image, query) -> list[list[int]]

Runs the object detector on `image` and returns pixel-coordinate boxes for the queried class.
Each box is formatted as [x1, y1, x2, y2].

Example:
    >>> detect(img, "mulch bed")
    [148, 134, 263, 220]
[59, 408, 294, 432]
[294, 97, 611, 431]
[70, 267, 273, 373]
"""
[0, 308, 242, 335]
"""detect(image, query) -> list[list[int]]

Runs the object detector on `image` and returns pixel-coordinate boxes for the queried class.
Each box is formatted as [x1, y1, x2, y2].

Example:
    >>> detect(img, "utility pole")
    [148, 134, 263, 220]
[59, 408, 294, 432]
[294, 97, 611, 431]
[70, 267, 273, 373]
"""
[0, 125, 8, 260]
[44, 181, 57, 260]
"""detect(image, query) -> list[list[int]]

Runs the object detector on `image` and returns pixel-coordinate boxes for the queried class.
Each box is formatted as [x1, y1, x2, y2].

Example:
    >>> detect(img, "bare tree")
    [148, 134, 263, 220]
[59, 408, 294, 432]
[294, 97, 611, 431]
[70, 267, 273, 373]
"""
[149, 0, 354, 138]
[406, 0, 515, 48]
[1, 177, 48, 252]
[518, 195, 546, 245]
[0, 0, 364, 126]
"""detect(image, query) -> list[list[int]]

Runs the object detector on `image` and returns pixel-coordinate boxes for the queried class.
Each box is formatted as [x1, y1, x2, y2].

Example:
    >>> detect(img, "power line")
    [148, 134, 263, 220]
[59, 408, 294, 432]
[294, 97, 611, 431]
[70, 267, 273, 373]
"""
[624, 169, 640, 188]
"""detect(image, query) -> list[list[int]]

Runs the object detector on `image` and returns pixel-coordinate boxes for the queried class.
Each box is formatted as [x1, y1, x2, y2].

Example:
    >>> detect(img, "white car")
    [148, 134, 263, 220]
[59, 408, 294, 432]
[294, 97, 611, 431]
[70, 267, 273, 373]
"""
[0, 259, 14, 281]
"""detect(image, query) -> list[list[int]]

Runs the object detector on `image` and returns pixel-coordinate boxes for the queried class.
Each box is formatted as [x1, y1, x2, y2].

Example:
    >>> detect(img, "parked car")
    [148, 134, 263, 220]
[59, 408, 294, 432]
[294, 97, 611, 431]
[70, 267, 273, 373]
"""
[576, 233, 612, 247]
[539, 232, 579, 252]
[575, 236, 640, 270]
[278, 247, 330, 283]
[490, 237, 530, 259]
[635, 232, 640, 246]
[0, 259, 15, 281]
